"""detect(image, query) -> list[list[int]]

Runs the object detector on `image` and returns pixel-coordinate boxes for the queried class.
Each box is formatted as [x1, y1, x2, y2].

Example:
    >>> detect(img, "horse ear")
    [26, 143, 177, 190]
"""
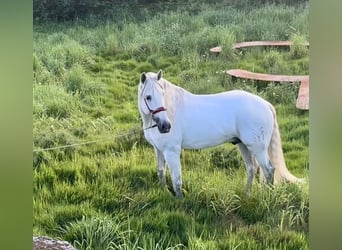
[140, 72, 146, 84]
[157, 70, 162, 80]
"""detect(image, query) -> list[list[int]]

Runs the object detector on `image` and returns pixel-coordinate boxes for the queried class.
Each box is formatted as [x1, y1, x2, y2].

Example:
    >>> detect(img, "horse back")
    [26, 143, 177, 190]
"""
[177, 90, 274, 149]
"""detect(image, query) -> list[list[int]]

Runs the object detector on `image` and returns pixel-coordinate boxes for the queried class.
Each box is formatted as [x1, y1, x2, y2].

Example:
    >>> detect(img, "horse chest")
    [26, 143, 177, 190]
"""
[143, 130, 178, 151]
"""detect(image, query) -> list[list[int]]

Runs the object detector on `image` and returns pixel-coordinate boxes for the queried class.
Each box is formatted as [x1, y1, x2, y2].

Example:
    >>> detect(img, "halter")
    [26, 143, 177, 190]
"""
[142, 98, 167, 130]
[140, 79, 167, 116]
[144, 98, 167, 115]
[140, 79, 168, 130]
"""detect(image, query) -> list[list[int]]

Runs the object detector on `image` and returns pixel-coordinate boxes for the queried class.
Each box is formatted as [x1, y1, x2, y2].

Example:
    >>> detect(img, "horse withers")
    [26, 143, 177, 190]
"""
[138, 70, 303, 198]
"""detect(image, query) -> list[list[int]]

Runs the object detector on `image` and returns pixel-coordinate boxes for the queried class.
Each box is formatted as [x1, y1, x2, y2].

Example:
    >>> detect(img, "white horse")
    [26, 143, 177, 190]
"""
[138, 70, 303, 198]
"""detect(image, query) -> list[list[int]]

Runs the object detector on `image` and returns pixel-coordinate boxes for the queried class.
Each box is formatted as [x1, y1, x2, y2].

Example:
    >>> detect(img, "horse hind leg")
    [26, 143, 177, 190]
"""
[254, 149, 275, 185]
[238, 143, 258, 193]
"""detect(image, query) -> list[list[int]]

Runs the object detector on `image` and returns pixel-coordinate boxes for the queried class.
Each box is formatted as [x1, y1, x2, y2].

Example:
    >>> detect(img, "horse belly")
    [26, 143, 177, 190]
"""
[180, 113, 236, 149]
[182, 133, 231, 149]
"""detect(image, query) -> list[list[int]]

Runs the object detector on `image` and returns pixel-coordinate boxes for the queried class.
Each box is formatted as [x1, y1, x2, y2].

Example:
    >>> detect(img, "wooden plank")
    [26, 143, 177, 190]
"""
[210, 40, 309, 53]
[296, 78, 309, 110]
[209, 41, 310, 110]
[210, 46, 222, 53]
[226, 69, 309, 110]
[233, 40, 309, 49]
[226, 69, 307, 83]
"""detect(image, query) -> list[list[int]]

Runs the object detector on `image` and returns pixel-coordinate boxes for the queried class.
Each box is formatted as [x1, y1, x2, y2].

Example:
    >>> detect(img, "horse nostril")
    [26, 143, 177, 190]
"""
[162, 122, 171, 131]
[158, 121, 171, 133]
[153, 116, 160, 123]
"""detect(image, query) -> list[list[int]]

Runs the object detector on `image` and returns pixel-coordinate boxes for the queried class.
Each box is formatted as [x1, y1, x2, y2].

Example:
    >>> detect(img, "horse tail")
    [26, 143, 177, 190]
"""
[268, 105, 305, 184]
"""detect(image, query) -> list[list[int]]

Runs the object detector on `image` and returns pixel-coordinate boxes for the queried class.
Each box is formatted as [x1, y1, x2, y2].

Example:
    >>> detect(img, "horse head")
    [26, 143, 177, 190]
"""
[139, 70, 171, 134]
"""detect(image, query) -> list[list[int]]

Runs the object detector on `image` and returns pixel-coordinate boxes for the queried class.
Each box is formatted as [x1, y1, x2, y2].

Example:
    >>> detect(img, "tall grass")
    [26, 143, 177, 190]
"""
[33, 2, 309, 249]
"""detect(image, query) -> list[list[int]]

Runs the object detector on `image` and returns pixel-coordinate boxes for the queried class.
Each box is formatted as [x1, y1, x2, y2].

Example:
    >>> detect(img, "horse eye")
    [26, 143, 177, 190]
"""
[146, 95, 152, 101]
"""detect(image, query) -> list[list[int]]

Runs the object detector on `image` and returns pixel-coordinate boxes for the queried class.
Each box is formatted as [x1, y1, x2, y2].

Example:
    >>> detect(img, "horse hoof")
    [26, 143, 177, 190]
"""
[175, 193, 183, 199]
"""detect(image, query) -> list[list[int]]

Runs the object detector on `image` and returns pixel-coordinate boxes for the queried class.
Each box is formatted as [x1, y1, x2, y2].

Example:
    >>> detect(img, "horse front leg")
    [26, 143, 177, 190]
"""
[155, 148, 166, 187]
[163, 149, 183, 198]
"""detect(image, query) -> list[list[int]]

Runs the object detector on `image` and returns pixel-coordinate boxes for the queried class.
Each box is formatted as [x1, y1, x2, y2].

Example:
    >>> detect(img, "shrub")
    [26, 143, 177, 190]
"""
[65, 64, 87, 94]
[33, 52, 52, 85]
[262, 50, 289, 74]
[35, 33, 91, 80]
[210, 147, 243, 170]
[289, 33, 308, 59]
[218, 30, 237, 61]
[34, 165, 57, 190]
[33, 151, 52, 169]
[263, 83, 299, 105]
[54, 164, 80, 184]
[160, 22, 183, 56]
[33, 84, 78, 118]
[33, 129, 76, 161]
[104, 33, 120, 56]
[34, 0, 133, 22]
[59, 216, 130, 250]
[54, 205, 89, 228]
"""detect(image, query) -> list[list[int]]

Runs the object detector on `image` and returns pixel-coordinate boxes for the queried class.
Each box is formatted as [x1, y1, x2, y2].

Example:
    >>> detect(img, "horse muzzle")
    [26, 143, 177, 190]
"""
[157, 121, 171, 133]
[153, 116, 171, 133]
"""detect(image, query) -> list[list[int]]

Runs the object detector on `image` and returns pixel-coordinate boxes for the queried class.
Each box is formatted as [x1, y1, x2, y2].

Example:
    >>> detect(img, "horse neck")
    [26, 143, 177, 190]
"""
[161, 78, 181, 122]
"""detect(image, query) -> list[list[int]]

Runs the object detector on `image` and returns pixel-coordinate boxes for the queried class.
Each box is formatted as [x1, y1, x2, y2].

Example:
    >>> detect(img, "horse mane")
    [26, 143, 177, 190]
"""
[159, 77, 186, 123]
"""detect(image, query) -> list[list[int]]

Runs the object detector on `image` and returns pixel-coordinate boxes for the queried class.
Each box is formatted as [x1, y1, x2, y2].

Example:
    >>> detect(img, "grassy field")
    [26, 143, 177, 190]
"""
[33, 2, 309, 249]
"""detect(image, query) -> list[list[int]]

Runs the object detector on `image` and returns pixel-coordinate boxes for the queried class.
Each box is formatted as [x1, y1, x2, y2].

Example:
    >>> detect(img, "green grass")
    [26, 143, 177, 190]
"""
[33, 2, 309, 249]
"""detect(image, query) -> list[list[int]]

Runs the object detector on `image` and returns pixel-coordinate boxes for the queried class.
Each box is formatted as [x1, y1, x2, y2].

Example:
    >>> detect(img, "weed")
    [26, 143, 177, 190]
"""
[289, 33, 309, 59]
[59, 216, 129, 250]
[210, 146, 243, 170]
